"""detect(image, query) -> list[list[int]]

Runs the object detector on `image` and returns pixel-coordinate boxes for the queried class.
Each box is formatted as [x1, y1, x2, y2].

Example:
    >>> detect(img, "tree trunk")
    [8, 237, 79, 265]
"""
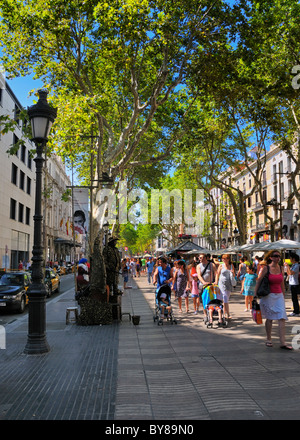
[77, 231, 113, 325]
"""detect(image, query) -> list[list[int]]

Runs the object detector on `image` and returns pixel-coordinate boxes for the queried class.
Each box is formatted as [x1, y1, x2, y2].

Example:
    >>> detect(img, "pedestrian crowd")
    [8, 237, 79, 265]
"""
[121, 250, 300, 350]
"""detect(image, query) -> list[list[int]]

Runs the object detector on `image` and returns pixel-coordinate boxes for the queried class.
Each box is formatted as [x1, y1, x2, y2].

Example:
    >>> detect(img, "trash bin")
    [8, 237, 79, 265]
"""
[132, 315, 140, 325]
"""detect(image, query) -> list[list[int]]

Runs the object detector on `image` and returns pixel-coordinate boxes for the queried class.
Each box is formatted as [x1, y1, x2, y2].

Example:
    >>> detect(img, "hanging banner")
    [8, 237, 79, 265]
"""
[282, 210, 294, 239]
[73, 188, 89, 235]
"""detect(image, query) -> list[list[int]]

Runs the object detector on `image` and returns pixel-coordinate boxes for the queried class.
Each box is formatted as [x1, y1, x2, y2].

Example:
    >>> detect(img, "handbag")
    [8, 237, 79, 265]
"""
[182, 288, 190, 298]
[230, 266, 237, 287]
[257, 266, 270, 298]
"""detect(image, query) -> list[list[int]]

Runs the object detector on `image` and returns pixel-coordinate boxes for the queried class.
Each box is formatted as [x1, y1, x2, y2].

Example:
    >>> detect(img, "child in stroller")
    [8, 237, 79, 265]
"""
[154, 284, 177, 325]
[202, 284, 228, 328]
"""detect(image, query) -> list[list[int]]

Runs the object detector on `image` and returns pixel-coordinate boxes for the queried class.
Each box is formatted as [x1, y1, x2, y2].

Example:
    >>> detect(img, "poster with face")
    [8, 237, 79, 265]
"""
[73, 188, 89, 235]
[282, 209, 294, 239]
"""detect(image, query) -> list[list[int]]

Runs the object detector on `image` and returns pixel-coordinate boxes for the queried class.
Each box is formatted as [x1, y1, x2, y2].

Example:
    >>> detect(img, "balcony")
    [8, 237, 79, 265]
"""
[251, 223, 270, 233]
[252, 202, 264, 211]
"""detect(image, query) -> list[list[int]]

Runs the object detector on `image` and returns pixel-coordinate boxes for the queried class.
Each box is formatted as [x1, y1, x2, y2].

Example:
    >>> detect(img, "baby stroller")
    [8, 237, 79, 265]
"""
[202, 284, 228, 328]
[153, 284, 177, 325]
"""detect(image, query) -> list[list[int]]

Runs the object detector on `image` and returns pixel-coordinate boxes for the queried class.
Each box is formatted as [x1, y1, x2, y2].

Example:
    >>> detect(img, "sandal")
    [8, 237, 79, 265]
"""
[266, 342, 273, 347]
[280, 345, 293, 350]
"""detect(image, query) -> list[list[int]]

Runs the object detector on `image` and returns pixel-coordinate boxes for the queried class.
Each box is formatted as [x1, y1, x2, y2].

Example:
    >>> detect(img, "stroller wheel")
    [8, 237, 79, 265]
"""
[206, 321, 213, 328]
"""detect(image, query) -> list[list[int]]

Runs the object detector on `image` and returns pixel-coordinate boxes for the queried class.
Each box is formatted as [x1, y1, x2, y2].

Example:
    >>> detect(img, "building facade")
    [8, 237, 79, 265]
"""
[43, 154, 81, 265]
[206, 144, 300, 249]
[0, 74, 75, 269]
[0, 76, 35, 269]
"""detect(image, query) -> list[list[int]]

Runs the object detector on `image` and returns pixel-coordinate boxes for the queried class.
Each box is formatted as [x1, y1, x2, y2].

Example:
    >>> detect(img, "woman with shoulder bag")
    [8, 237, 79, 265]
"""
[254, 250, 292, 350]
[215, 254, 236, 319]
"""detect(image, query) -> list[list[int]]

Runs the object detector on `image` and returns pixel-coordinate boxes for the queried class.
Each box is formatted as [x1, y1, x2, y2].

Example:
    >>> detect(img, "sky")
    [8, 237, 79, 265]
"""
[5, 73, 78, 181]
[6, 74, 43, 107]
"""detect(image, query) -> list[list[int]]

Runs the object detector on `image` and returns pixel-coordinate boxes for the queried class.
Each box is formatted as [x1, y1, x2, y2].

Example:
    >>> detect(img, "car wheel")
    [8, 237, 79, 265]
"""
[56, 282, 60, 293]
[18, 296, 26, 314]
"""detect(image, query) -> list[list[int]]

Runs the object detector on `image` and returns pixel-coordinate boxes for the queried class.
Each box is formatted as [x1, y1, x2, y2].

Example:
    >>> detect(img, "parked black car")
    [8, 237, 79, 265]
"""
[0, 271, 32, 313]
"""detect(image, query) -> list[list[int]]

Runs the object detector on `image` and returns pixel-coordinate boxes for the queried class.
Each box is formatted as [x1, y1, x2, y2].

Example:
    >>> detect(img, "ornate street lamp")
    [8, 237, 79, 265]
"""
[24, 90, 57, 355]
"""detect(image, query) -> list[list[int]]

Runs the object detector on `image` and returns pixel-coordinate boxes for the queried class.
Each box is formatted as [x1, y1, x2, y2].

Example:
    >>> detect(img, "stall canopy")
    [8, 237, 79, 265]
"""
[167, 241, 211, 255]
[219, 239, 300, 254]
[249, 239, 300, 251]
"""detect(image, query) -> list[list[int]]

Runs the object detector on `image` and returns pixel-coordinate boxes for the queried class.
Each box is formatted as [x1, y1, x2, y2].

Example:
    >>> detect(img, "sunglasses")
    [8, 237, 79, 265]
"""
[271, 255, 281, 258]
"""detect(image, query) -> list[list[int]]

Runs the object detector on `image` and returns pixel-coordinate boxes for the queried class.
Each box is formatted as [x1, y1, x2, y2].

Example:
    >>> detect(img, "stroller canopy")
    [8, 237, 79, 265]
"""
[202, 284, 222, 309]
[156, 284, 171, 300]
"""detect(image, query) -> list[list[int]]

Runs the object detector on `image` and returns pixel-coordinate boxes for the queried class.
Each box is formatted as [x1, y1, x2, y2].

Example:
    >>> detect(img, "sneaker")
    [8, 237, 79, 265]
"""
[289, 312, 300, 317]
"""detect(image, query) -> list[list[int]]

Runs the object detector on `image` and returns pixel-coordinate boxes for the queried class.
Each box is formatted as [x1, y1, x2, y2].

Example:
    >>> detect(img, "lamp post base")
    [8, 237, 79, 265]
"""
[24, 337, 50, 355]
[24, 286, 50, 355]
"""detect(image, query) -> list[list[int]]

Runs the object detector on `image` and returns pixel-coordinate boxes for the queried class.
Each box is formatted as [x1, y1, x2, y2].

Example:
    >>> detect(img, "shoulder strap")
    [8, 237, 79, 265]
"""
[201, 263, 210, 278]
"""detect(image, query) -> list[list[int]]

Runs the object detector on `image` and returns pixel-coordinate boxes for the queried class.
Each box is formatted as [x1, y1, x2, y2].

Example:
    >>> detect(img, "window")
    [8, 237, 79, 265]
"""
[18, 203, 24, 223]
[14, 104, 20, 125]
[19, 170, 25, 190]
[25, 207, 30, 225]
[248, 196, 251, 208]
[21, 144, 26, 163]
[13, 134, 19, 157]
[272, 164, 276, 181]
[27, 151, 32, 169]
[256, 213, 259, 227]
[280, 182, 284, 201]
[10, 198, 16, 220]
[11, 163, 18, 185]
[262, 189, 267, 203]
[27, 176, 31, 195]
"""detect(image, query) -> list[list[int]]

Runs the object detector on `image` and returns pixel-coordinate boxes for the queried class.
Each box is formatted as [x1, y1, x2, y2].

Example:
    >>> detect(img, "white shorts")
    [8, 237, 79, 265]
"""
[220, 289, 231, 304]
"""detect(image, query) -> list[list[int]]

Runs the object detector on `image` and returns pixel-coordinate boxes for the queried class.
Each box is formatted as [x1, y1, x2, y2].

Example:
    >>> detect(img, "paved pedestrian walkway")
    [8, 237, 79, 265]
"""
[0, 273, 300, 421]
[117, 275, 300, 420]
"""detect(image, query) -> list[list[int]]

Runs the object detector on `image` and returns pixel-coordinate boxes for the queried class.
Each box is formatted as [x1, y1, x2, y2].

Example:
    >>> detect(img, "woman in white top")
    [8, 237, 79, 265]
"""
[284, 253, 300, 316]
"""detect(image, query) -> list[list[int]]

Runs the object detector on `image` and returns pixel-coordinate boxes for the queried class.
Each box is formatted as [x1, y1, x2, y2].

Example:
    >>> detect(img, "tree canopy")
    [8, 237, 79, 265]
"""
[1, 0, 300, 250]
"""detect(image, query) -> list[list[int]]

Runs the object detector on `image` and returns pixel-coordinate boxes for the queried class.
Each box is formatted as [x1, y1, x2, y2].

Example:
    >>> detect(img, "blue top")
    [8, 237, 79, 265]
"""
[242, 273, 257, 295]
[156, 265, 171, 289]
[147, 261, 155, 273]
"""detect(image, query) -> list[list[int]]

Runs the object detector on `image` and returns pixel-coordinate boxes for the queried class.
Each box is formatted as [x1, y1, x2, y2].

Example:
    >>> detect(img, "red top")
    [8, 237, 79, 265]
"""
[268, 272, 283, 294]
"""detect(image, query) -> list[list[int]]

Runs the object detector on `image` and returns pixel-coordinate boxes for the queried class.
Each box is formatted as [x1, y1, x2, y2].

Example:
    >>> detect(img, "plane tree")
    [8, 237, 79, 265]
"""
[0, 0, 234, 311]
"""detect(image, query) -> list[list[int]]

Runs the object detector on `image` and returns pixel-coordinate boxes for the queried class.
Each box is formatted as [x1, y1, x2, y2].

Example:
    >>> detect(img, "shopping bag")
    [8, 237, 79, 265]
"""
[252, 298, 262, 324]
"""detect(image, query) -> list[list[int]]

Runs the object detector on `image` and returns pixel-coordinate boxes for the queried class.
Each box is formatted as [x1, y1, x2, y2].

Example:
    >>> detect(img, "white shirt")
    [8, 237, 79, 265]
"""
[289, 263, 299, 286]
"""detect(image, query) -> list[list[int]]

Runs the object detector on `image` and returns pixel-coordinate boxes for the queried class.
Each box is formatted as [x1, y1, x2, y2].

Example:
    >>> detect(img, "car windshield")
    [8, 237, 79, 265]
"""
[0, 274, 23, 286]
